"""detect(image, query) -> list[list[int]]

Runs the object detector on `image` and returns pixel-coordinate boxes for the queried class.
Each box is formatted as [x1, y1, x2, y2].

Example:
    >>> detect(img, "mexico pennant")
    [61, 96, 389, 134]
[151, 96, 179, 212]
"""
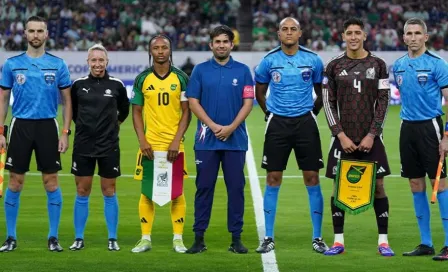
[134, 150, 184, 206]
[334, 159, 376, 215]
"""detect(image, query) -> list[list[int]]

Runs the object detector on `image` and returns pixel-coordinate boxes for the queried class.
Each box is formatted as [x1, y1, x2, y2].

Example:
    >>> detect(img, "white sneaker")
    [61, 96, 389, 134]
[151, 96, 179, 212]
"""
[131, 239, 152, 253]
[173, 239, 187, 253]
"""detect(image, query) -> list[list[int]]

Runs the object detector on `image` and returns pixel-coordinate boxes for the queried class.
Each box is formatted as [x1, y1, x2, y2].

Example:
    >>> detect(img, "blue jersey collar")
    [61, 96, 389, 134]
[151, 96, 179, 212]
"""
[211, 56, 234, 69]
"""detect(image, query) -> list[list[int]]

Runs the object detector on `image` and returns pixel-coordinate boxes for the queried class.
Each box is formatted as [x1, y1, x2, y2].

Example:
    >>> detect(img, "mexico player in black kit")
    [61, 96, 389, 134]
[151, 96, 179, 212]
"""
[322, 18, 393, 256]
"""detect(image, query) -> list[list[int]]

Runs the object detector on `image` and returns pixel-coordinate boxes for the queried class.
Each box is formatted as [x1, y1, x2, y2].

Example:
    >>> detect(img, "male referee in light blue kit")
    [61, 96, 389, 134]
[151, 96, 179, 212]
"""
[0, 16, 72, 252]
[185, 25, 254, 254]
[394, 18, 448, 260]
[255, 17, 328, 254]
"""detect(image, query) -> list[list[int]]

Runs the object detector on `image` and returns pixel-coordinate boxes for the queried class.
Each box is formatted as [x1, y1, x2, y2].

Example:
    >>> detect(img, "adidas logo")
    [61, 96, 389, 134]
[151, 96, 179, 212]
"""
[140, 217, 148, 223]
[377, 166, 386, 174]
[175, 217, 184, 223]
[332, 212, 343, 217]
[379, 212, 389, 218]
[338, 70, 348, 76]
[146, 85, 155, 91]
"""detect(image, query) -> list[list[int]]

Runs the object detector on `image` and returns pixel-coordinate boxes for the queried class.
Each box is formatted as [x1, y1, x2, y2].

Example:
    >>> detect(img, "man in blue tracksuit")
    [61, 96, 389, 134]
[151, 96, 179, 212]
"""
[185, 25, 254, 254]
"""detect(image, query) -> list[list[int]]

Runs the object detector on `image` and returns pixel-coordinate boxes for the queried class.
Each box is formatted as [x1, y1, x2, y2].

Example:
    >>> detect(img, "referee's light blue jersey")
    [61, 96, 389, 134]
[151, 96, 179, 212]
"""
[393, 51, 448, 121]
[254, 46, 324, 117]
[186, 57, 254, 151]
[0, 52, 71, 119]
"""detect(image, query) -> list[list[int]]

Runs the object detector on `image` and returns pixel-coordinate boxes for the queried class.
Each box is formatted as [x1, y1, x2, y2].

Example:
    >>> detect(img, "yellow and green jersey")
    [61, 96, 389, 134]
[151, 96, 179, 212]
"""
[131, 66, 189, 151]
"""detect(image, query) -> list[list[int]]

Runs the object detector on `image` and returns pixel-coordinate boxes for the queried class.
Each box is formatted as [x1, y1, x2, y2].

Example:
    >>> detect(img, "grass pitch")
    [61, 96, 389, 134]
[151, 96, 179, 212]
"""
[0, 106, 445, 271]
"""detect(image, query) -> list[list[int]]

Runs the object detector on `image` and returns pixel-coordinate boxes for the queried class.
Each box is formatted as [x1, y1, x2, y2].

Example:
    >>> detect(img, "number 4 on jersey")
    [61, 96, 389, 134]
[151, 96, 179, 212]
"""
[353, 79, 361, 93]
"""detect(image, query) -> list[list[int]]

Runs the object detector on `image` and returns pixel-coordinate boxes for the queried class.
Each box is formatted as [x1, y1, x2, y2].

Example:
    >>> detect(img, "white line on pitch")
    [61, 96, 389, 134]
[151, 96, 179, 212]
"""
[246, 130, 279, 272]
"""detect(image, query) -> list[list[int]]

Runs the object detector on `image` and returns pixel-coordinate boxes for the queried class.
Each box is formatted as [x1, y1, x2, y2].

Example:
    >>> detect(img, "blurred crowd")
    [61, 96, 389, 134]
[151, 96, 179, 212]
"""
[251, 0, 448, 52]
[0, 0, 447, 52]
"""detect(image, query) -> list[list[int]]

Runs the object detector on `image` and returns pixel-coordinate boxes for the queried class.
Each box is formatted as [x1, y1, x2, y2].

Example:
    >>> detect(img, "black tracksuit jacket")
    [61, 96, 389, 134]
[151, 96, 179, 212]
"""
[71, 71, 130, 157]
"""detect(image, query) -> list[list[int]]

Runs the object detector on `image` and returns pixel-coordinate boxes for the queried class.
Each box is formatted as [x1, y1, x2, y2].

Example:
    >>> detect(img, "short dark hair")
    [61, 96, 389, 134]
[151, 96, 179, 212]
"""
[343, 17, 364, 31]
[25, 15, 47, 26]
[404, 18, 427, 34]
[209, 25, 234, 42]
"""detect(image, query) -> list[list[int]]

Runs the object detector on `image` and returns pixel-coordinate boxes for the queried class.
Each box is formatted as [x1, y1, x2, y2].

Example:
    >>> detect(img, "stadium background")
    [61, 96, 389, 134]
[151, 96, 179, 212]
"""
[1, 0, 448, 271]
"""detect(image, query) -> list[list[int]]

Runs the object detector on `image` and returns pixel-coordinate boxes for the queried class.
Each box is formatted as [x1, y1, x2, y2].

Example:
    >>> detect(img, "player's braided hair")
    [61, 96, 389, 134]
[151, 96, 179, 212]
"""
[148, 34, 174, 66]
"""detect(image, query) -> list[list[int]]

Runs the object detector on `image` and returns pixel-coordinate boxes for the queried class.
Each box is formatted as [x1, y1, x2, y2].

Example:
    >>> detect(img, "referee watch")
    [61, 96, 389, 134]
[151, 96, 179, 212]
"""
[62, 129, 71, 136]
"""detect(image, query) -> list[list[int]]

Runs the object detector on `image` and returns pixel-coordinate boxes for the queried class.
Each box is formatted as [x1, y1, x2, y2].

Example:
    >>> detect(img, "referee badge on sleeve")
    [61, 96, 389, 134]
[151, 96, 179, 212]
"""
[272, 71, 281, 83]
[16, 74, 26, 85]
[396, 75, 403, 86]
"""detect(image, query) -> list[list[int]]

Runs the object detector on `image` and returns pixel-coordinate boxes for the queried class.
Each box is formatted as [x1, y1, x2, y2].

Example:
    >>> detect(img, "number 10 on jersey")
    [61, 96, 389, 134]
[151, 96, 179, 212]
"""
[353, 79, 361, 93]
[158, 92, 169, 106]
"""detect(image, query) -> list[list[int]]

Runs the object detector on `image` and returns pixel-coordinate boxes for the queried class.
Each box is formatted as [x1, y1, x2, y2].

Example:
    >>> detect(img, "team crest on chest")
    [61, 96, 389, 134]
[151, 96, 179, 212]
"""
[396, 75, 403, 86]
[232, 78, 238, 86]
[417, 73, 428, 87]
[272, 71, 281, 83]
[104, 89, 113, 97]
[366, 67, 375, 79]
[44, 72, 56, 85]
[170, 84, 177, 90]
[301, 68, 311, 82]
[16, 73, 26, 85]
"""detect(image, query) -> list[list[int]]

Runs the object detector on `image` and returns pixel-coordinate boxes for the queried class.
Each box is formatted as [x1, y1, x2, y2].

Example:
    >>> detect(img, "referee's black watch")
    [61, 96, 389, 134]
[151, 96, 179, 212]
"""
[62, 129, 71, 136]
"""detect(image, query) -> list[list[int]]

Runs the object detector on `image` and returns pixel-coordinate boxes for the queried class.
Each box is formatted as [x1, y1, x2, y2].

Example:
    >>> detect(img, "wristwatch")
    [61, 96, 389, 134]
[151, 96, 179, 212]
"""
[62, 129, 72, 135]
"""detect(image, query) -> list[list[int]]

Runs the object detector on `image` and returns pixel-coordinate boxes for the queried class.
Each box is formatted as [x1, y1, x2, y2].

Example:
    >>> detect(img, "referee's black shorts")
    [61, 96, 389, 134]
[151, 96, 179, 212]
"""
[261, 112, 324, 172]
[6, 118, 62, 174]
[400, 116, 447, 179]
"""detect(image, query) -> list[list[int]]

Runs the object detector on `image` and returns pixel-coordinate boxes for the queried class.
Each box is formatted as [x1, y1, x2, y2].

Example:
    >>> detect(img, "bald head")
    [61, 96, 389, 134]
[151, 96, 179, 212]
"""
[279, 17, 300, 29]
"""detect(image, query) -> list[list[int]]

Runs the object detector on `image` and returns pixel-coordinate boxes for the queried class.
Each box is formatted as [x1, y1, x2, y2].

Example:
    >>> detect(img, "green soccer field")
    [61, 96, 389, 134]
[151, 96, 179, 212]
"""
[0, 105, 446, 272]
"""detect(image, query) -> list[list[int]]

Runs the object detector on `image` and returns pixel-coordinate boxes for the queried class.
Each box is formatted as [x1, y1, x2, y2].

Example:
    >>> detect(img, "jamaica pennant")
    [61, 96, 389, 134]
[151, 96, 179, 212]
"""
[334, 159, 376, 215]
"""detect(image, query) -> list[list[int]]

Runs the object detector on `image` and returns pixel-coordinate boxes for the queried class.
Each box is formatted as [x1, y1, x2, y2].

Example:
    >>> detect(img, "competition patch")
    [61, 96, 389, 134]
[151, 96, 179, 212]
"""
[322, 76, 328, 85]
[16, 74, 26, 85]
[396, 75, 403, 86]
[272, 71, 281, 83]
[44, 72, 56, 85]
[366, 67, 375, 79]
[301, 68, 311, 82]
[417, 73, 428, 87]
[131, 90, 136, 99]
